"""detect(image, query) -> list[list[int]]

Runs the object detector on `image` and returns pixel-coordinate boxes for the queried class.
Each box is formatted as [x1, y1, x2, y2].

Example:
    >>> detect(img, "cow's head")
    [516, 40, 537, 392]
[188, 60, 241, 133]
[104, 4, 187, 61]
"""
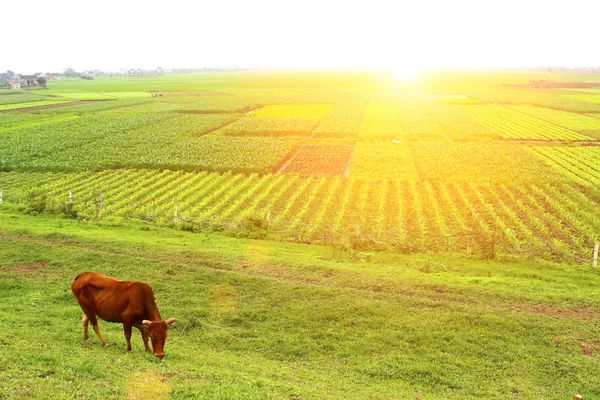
[141, 318, 177, 358]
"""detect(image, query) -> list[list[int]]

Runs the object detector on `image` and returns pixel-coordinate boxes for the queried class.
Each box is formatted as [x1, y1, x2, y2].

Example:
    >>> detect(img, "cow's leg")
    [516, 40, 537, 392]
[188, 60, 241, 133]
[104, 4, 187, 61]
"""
[81, 313, 90, 340]
[85, 312, 108, 347]
[123, 323, 133, 352]
[140, 327, 152, 353]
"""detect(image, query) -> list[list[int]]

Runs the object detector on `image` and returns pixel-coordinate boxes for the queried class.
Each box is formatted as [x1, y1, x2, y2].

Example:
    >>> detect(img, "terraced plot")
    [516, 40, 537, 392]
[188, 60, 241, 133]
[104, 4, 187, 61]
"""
[455, 104, 594, 141]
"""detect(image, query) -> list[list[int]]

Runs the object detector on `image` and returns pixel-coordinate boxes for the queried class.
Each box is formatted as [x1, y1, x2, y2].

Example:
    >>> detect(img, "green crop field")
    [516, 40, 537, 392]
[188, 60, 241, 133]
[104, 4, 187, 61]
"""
[1, 69, 600, 399]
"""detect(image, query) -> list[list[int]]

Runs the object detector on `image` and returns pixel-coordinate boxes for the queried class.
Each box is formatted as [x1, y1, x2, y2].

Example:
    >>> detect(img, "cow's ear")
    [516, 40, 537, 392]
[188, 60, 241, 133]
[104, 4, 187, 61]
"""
[142, 320, 152, 327]
[165, 318, 177, 327]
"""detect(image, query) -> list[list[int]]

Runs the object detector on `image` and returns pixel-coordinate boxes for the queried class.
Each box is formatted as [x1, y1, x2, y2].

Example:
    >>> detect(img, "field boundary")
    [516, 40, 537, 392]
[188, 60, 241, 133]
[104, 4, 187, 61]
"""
[0, 100, 109, 113]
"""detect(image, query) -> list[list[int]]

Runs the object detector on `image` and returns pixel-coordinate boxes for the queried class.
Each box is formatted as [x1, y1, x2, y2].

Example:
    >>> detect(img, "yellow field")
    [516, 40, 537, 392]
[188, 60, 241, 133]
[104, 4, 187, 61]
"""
[359, 104, 405, 136]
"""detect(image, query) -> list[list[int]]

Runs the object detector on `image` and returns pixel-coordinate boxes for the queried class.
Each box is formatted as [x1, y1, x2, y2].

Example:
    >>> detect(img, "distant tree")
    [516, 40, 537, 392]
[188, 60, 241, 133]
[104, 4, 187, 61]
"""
[36, 76, 47, 88]
[6, 70, 15, 79]
[63, 67, 78, 78]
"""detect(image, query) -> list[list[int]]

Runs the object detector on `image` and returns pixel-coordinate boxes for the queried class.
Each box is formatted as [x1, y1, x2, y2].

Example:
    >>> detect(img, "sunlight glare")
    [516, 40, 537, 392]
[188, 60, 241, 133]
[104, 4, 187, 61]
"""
[393, 66, 419, 81]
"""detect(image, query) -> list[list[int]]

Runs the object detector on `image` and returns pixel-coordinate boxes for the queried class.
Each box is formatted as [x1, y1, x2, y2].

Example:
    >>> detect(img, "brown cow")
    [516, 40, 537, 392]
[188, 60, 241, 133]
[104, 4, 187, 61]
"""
[71, 272, 176, 358]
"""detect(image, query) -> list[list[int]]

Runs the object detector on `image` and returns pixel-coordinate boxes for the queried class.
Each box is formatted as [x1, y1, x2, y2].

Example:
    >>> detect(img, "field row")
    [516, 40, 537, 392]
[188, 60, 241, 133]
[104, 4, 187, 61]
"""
[528, 146, 600, 186]
[9, 169, 598, 260]
[456, 104, 594, 141]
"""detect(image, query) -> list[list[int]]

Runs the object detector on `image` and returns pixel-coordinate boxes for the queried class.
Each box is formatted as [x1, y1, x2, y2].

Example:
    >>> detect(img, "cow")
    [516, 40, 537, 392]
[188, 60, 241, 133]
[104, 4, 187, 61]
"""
[71, 272, 176, 358]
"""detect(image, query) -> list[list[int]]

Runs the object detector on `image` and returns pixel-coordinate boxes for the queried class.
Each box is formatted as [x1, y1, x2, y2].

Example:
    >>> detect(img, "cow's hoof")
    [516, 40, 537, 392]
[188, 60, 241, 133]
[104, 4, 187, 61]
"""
[102, 343, 111, 347]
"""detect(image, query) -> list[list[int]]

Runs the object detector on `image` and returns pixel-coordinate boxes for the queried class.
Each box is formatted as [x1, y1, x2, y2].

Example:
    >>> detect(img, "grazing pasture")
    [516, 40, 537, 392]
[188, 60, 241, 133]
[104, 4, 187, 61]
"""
[0, 211, 599, 399]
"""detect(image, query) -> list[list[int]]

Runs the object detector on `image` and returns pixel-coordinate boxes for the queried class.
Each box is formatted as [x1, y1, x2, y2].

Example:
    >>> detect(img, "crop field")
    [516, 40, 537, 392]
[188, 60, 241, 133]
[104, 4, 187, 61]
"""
[279, 144, 353, 176]
[528, 146, 600, 186]
[506, 105, 600, 137]
[8, 166, 594, 261]
[359, 104, 404, 137]
[0, 70, 598, 265]
[455, 104, 595, 141]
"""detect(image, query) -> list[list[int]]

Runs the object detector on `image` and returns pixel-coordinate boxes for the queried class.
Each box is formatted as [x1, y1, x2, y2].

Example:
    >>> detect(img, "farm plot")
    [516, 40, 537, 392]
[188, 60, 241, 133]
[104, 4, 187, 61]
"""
[0, 112, 286, 173]
[0, 99, 74, 111]
[0, 113, 79, 131]
[0, 172, 64, 203]
[0, 92, 46, 106]
[312, 103, 364, 137]
[280, 145, 353, 176]
[348, 142, 418, 180]
[222, 118, 320, 136]
[359, 104, 405, 137]
[394, 98, 446, 139]
[222, 104, 332, 136]
[411, 142, 565, 184]
[455, 104, 594, 141]
[420, 101, 500, 141]
[527, 146, 600, 186]
[28, 169, 600, 260]
[564, 95, 600, 105]
[506, 105, 600, 139]
[252, 104, 333, 119]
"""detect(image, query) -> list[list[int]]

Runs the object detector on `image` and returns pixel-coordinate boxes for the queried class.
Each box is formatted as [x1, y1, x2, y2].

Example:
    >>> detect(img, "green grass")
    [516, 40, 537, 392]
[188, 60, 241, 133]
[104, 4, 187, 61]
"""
[0, 208, 598, 399]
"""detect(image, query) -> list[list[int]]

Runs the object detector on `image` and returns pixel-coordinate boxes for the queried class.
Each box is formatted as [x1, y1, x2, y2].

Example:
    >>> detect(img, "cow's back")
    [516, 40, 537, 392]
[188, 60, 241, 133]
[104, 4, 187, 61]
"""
[72, 272, 130, 322]
[72, 272, 158, 324]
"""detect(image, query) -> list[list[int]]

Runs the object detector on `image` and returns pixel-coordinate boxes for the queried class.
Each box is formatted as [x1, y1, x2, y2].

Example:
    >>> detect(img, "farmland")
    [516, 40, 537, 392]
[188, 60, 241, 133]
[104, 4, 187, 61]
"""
[1, 70, 600, 399]
[0, 69, 599, 263]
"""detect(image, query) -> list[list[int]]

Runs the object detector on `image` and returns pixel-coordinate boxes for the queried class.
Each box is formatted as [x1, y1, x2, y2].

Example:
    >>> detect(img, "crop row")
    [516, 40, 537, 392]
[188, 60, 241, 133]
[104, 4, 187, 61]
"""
[455, 104, 594, 141]
[506, 105, 600, 138]
[528, 146, 600, 186]
[20, 169, 600, 261]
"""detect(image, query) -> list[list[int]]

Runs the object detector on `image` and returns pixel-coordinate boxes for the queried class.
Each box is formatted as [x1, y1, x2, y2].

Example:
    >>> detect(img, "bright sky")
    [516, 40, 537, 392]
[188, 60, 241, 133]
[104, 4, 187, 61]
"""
[2, 0, 598, 74]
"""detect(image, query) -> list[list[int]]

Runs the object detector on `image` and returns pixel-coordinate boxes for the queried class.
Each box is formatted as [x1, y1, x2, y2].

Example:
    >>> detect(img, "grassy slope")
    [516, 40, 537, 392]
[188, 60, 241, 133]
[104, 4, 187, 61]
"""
[0, 208, 599, 399]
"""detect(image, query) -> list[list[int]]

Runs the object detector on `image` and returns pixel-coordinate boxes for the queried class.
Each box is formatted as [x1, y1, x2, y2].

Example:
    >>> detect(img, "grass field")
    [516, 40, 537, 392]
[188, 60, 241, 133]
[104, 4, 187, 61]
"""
[0, 210, 599, 399]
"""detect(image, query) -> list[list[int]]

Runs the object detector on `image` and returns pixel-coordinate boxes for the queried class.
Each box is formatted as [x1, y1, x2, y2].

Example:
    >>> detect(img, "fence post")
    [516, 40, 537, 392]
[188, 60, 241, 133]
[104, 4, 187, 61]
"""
[0, 189, 3, 205]
[69, 189, 73, 205]
[173, 201, 178, 225]
[96, 194, 103, 218]
[593, 241, 599, 267]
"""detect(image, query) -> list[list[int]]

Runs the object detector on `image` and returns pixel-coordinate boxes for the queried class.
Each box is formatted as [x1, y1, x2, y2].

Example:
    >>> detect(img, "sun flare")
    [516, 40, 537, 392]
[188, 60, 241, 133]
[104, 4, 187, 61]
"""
[393, 66, 418, 81]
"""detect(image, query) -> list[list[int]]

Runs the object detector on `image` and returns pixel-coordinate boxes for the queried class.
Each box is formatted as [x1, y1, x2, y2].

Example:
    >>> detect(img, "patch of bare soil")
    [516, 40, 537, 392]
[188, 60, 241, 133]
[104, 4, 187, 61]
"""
[0, 101, 107, 114]
[7, 262, 47, 273]
[553, 334, 599, 357]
